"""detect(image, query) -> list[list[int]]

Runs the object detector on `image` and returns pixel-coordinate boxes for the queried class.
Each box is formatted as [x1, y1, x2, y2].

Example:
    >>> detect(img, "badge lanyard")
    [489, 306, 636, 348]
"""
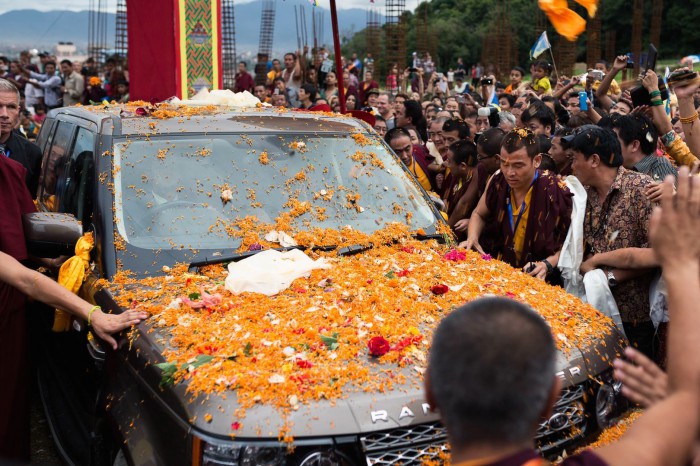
[506, 171, 539, 234]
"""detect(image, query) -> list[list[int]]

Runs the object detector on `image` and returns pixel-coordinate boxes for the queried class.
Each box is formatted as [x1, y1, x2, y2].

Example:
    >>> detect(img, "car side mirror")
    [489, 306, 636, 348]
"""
[23, 212, 83, 258]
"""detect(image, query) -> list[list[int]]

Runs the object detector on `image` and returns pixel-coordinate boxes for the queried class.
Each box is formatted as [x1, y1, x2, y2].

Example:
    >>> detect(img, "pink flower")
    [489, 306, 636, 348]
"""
[481, 254, 493, 261]
[443, 249, 466, 262]
[180, 288, 223, 309]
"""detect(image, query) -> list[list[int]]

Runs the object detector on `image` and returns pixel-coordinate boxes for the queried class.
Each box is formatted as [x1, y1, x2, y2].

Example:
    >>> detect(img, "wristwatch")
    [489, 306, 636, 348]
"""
[606, 270, 618, 288]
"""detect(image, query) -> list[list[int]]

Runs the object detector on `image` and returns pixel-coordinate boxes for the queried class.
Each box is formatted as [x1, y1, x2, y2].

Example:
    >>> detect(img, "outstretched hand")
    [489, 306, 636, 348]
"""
[458, 237, 485, 255]
[671, 71, 700, 100]
[612, 55, 629, 72]
[91, 308, 148, 350]
[613, 347, 669, 408]
[641, 69, 659, 92]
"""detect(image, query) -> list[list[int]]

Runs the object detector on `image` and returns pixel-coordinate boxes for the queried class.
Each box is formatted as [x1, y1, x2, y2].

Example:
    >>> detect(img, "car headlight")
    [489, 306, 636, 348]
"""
[202, 440, 286, 466]
[595, 381, 623, 428]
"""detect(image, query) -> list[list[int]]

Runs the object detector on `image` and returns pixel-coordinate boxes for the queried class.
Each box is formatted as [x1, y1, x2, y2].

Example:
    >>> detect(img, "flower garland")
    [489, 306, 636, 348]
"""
[108, 224, 616, 439]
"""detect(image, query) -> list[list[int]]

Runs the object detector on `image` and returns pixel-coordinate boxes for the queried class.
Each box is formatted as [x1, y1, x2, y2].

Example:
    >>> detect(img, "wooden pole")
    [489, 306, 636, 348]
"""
[330, 0, 346, 114]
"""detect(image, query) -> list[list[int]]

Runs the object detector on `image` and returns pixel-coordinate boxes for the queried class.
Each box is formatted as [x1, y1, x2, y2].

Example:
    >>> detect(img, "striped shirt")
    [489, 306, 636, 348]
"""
[633, 154, 678, 183]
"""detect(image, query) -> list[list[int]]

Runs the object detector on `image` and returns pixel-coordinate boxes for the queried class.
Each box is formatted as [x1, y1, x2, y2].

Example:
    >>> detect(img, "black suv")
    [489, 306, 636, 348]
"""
[28, 105, 626, 466]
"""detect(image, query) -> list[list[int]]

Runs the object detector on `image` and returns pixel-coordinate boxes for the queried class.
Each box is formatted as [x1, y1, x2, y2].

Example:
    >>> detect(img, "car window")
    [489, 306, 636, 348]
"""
[35, 118, 55, 154]
[40, 121, 76, 212]
[58, 127, 95, 225]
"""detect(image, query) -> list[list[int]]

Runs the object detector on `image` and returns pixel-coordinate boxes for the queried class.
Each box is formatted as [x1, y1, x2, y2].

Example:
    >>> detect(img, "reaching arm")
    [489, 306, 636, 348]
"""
[672, 75, 700, 159]
[581, 248, 658, 270]
[297, 48, 307, 79]
[0, 251, 148, 349]
[552, 75, 580, 100]
[458, 186, 491, 254]
[594, 55, 627, 111]
[34, 75, 62, 90]
[595, 169, 700, 466]
[417, 69, 425, 99]
[643, 70, 675, 136]
[447, 169, 480, 228]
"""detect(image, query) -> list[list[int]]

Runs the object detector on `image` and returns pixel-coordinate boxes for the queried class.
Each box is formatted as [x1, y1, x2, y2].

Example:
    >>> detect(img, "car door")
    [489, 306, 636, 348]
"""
[32, 118, 106, 466]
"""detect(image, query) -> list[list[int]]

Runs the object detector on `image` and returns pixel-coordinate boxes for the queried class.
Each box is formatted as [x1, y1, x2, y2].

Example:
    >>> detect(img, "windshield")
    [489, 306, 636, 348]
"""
[113, 132, 437, 257]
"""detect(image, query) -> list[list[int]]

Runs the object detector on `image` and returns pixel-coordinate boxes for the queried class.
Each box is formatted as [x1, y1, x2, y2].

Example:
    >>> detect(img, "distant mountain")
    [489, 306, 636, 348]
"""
[0, 10, 114, 49]
[0, 4, 382, 55]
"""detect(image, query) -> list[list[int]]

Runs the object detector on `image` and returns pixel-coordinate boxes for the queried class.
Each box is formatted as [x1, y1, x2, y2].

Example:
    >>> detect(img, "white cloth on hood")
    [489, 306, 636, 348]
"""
[225, 249, 330, 296]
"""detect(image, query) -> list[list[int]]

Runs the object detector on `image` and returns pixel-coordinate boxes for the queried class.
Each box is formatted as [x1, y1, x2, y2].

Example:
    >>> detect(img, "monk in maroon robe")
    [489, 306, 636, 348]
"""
[441, 140, 480, 241]
[0, 155, 37, 461]
[461, 129, 572, 283]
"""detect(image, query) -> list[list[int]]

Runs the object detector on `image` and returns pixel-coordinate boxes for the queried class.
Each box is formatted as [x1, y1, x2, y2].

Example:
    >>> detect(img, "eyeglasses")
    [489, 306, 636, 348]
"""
[477, 153, 496, 161]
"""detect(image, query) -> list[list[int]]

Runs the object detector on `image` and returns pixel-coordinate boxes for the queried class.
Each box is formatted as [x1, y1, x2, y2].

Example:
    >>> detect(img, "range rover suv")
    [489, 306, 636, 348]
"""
[28, 103, 627, 466]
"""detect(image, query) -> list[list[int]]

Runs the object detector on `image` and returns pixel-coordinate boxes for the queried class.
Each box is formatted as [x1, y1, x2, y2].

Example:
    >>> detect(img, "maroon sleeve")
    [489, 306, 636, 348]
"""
[484, 171, 504, 214]
[0, 157, 36, 261]
[561, 451, 610, 466]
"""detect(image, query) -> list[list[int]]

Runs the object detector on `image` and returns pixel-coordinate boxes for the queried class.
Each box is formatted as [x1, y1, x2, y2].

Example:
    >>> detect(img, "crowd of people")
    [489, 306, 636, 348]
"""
[0, 50, 129, 140]
[250, 48, 700, 368]
[2, 41, 700, 465]
[252, 52, 700, 464]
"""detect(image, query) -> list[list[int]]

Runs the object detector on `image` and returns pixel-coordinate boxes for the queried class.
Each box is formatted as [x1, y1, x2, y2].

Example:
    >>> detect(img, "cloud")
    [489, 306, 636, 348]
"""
[0, 0, 395, 14]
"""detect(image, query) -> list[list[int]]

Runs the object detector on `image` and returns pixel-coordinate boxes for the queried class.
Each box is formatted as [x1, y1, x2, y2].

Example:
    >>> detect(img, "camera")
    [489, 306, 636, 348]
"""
[588, 70, 604, 82]
[481, 77, 493, 86]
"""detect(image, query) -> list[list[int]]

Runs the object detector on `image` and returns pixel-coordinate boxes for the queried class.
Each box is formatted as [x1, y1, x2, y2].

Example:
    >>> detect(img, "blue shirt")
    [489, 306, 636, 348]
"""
[30, 71, 62, 107]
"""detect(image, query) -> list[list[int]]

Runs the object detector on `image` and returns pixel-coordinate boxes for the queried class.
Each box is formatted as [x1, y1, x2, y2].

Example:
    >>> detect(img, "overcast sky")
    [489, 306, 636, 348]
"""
[0, 0, 419, 14]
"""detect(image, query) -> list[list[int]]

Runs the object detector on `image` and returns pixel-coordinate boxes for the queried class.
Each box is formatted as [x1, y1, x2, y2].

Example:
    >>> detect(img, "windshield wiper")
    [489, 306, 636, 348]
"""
[336, 244, 372, 256]
[188, 244, 337, 271]
[189, 234, 441, 270]
[415, 232, 446, 242]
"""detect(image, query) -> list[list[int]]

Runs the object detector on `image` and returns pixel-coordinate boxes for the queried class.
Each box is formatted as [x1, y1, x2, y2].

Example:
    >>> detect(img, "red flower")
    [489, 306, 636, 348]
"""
[231, 421, 241, 431]
[431, 284, 449, 295]
[296, 359, 313, 369]
[396, 269, 411, 277]
[367, 336, 391, 357]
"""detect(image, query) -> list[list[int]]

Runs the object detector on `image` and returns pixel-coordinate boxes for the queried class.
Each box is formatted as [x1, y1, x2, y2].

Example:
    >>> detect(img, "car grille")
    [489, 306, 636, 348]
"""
[536, 383, 587, 455]
[361, 384, 587, 465]
[361, 422, 448, 465]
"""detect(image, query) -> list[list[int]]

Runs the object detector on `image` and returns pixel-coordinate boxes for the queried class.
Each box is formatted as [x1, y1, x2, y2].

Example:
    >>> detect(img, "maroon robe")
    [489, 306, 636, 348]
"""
[484, 170, 572, 269]
[0, 156, 37, 461]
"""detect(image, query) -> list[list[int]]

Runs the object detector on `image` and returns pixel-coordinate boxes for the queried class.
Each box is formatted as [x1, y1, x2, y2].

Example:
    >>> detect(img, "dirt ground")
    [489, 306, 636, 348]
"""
[30, 386, 64, 466]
